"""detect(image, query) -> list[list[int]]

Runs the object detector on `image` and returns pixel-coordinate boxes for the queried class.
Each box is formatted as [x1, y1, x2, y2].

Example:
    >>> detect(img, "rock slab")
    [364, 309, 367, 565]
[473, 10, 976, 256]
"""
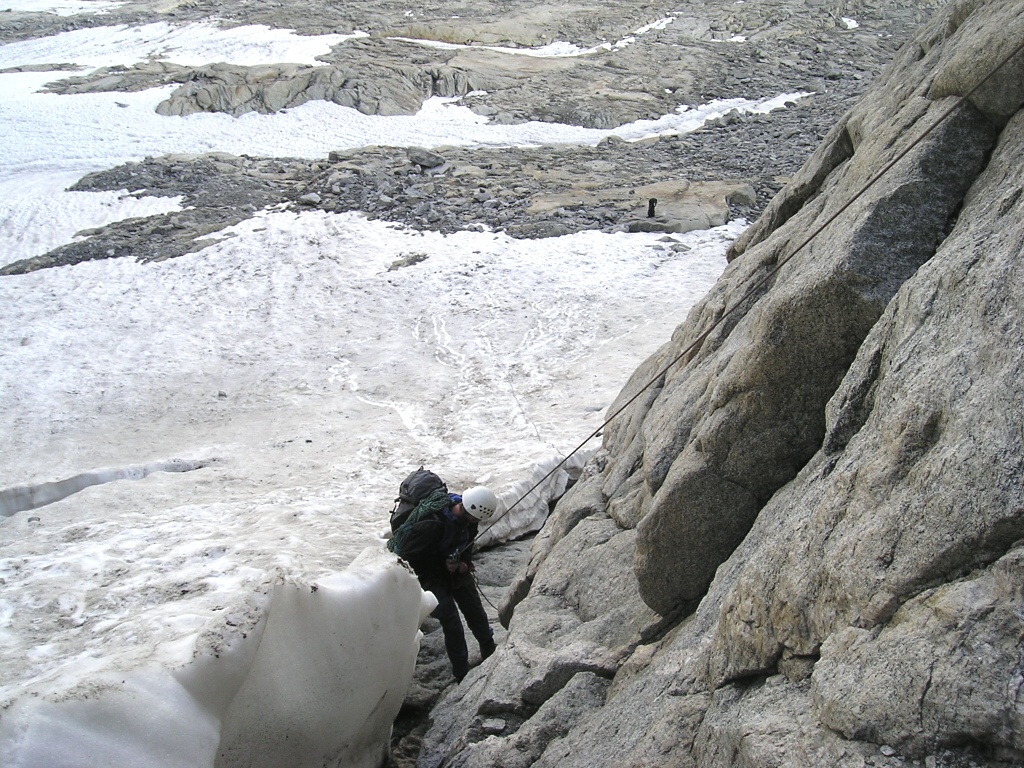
[417, 1, 1024, 766]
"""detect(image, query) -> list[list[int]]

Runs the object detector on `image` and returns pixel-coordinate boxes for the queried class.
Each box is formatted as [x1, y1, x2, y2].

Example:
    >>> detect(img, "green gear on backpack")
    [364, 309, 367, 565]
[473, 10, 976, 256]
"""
[387, 488, 453, 559]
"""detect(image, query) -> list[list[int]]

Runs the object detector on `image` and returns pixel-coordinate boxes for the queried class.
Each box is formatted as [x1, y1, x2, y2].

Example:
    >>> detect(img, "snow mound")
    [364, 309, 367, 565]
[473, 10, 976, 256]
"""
[0, 547, 434, 768]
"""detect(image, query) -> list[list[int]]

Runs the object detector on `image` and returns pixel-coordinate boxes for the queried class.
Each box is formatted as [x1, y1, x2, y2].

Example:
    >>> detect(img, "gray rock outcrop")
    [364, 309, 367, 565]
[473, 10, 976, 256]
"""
[631, 53, 996, 616]
[20, 0, 931, 129]
[418, 1, 1024, 766]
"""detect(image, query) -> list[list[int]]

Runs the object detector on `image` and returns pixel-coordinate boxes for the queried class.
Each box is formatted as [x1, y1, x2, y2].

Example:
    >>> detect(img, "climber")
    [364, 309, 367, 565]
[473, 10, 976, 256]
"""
[388, 483, 499, 682]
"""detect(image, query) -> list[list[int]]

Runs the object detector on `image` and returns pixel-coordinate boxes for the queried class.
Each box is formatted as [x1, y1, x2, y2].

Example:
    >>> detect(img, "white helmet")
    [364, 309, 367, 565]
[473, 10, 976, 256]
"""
[461, 486, 498, 522]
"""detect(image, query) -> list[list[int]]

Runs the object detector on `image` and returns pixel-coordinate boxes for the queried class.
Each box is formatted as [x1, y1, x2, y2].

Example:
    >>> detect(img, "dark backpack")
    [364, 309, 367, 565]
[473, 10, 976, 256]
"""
[390, 467, 447, 533]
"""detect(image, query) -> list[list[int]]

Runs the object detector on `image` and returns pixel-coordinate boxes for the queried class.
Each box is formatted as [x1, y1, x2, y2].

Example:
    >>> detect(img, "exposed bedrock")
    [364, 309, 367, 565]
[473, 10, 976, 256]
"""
[419, 1, 1024, 766]
[27, 0, 923, 129]
[9, 0, 935, 276]
[632, 93, 995, 615]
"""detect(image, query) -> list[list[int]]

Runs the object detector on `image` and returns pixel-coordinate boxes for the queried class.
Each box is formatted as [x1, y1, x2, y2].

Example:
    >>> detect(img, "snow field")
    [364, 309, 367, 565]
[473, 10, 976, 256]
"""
[0, 13, 770, 768]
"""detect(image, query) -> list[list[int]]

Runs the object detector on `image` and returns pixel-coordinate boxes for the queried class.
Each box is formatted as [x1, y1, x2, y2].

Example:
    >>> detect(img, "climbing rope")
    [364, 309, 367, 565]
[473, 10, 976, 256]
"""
[466, 33, 1024, 549]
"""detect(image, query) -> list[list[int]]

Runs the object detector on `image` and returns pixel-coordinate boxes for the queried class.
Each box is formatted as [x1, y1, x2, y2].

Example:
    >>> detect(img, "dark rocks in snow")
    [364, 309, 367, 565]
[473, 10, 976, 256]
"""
[1, 154, 309, 274]
[0, 0, 932, 274]
[1, 101, 846, 275]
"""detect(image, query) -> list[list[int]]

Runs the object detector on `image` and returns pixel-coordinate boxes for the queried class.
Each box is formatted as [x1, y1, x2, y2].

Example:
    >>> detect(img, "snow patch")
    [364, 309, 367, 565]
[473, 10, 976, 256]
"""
[477, 451, 592, 548]
[0, 548, 432, 768]
[0, 0, 124, 15]
[0, 21, 362, 70]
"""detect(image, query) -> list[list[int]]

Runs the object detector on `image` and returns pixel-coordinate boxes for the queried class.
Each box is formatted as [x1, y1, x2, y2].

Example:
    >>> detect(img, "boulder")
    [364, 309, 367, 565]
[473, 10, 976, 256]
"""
[154, 62, 428, 117]
[407, 147, 447, 169]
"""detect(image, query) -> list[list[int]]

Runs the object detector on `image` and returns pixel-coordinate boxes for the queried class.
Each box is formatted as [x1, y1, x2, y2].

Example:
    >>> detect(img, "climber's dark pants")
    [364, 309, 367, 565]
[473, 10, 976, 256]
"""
[429, 576, 493, 680]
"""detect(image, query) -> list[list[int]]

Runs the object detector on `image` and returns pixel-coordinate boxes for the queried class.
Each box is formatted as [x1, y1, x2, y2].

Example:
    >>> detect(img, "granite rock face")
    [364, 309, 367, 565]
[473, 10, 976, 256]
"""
[419, 1, 1024, 766]
[632, 40, 997, 616]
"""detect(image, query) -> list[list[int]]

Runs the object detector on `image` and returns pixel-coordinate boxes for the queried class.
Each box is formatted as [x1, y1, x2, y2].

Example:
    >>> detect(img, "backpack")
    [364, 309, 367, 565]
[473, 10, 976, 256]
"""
[390, 467, 448, 533]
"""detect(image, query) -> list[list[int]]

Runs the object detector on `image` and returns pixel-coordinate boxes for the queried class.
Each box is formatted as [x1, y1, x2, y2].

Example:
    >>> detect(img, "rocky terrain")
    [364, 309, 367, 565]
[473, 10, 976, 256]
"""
[409, 1, 1024, 767]
[0, 0, 938, 274]
[7, 0, 1020, 767]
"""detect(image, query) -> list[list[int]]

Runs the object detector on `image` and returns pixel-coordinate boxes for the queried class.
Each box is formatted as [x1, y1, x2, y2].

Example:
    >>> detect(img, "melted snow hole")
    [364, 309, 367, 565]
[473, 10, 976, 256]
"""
[0, 458, 210, 517]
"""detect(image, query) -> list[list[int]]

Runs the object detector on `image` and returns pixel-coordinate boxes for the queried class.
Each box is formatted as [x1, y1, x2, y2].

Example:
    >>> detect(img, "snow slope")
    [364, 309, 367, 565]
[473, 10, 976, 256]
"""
[0, 14, 779, 768]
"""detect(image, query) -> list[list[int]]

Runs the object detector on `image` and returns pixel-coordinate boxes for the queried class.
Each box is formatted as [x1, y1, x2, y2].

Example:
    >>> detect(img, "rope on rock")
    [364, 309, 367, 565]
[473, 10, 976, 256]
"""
[470, 34, 1024, 548]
